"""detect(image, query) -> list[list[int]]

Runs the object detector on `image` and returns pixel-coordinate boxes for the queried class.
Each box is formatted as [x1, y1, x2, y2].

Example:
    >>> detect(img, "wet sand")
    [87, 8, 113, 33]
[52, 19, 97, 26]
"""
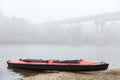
[21, 69, 120, 80]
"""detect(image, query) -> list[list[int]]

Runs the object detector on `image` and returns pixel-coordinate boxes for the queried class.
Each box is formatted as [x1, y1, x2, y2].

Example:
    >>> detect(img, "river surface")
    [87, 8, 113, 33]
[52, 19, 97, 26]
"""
[0, 44, 120, 80]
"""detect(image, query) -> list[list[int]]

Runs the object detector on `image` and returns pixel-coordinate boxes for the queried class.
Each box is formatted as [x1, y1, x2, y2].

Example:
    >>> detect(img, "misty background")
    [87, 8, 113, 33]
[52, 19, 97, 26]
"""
[0, 11, 120, 44]
[0, 0, 120, 44]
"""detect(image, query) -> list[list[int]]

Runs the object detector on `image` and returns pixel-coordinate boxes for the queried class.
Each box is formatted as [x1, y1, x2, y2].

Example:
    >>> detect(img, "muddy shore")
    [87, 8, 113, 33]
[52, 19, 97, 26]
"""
[21, 69, 120, 80]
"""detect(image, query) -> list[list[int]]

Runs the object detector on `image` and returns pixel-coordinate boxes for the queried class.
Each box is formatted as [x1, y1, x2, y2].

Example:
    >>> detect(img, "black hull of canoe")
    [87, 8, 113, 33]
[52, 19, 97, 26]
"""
[7, 62, 109, 71]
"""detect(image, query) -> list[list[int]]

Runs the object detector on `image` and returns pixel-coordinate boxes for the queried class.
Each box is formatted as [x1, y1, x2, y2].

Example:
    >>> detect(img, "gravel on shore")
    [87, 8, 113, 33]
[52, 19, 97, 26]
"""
[21, 69, 120, 80]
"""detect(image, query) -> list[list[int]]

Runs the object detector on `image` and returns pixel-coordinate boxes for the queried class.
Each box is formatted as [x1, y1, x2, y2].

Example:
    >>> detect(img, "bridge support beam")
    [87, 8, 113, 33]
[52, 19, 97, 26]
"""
[94, 20, 105, 44]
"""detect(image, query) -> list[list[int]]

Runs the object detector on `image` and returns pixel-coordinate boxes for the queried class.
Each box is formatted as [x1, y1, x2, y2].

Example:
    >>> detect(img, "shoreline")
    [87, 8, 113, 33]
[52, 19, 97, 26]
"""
[21, 69, 120, 80]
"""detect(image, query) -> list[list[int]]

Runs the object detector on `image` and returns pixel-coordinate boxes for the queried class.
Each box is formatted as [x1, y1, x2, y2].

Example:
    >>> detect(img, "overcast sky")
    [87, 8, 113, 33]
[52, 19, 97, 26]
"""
[0, 0, 120, 23]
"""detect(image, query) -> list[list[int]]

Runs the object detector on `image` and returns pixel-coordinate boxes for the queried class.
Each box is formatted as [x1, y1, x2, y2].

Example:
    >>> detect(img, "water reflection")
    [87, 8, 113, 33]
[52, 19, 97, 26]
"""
[0, 68, 22, 80]
[7, 66, 41, 77]
[7, 66, 60, 78]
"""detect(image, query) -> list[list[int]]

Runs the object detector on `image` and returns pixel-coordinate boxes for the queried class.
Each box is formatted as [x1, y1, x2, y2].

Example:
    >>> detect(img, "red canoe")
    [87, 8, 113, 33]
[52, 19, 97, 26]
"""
[7, 59, 109, 71]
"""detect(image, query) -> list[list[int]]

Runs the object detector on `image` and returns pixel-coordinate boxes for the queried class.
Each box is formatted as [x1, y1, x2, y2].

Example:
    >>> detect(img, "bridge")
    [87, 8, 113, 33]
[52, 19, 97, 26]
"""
[45, 11, 120, 27]
[43, 12, 120, 43]
[50, 12, 120, 24]
[43, 11, 120, 32]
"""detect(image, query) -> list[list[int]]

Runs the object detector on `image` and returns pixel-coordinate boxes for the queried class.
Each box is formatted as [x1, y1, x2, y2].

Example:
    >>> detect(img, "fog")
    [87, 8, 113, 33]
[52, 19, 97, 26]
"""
[1, 0, 120, 23]
[0, 11, 120, 44]
[0, 0, 120, 44]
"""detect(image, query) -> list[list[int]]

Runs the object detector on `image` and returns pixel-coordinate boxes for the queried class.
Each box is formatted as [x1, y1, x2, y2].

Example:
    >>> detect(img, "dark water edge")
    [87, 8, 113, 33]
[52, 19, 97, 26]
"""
[0, 44, 120, 80]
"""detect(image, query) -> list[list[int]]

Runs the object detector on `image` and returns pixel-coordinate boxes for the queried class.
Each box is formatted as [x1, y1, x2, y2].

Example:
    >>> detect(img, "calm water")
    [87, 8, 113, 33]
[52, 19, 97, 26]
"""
[0, 44, 120, 80]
